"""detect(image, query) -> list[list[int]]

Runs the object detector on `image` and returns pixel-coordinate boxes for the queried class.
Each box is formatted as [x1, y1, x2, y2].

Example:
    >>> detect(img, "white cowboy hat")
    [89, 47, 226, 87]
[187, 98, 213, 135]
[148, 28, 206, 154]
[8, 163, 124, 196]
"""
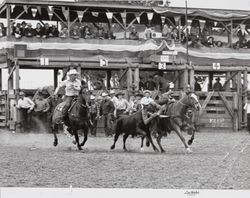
[109, 90, 116, 95]
[143, 90, 151, 95]
[90, 95, 95, 100]
[101, 92, 109, 97]
[169, 82, 174, 89]
[140, 97, 151, 105]
[67, 69, 79, 76]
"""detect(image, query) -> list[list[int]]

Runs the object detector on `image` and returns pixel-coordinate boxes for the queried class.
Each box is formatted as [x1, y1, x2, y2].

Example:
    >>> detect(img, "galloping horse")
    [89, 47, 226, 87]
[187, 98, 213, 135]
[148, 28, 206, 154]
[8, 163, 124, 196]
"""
[52, 88, 89, 150]
[144, 93, 201, 153]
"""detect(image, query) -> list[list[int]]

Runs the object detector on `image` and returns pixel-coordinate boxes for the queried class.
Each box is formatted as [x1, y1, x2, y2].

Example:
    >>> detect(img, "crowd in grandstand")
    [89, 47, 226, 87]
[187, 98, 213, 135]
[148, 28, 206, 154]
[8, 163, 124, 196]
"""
[1, 20, 250, 48]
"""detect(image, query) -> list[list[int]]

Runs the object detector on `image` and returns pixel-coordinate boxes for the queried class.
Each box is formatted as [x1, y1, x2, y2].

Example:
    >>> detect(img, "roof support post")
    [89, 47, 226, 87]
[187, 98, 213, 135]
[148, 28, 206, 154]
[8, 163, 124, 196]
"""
[237, 71, 242, 130]
[15, 60, 21, 133]
[243, 68, 248, 129]
[6, 5, 11, 37]
[67, 6, 70, 38]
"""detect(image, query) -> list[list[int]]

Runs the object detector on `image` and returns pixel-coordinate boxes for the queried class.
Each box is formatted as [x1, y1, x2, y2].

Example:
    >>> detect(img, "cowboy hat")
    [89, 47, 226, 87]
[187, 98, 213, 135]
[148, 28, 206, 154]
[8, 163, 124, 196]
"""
[169, 82, 174, 89]
[140, 97, 151, 106]
[90, 95, 95, 100]
[135, 92, 143, 97]
[101, 92, 109, 97]
[67, 69, 79, 76]
[143, 90, 151, 95]
[215, 77, 221, 81]
[109, 90, 116, 95]
[19, 91, 25, 96]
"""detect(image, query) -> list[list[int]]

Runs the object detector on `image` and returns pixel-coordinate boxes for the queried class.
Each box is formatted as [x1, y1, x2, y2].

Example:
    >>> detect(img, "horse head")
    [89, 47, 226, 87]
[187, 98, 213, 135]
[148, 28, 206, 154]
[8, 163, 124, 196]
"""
[181, 93, 200, 111]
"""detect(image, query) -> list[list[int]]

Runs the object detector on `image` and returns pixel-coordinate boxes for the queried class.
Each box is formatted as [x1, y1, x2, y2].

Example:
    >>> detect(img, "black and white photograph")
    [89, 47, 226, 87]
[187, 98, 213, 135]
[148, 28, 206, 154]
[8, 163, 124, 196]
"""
[0, 0, 250, 197]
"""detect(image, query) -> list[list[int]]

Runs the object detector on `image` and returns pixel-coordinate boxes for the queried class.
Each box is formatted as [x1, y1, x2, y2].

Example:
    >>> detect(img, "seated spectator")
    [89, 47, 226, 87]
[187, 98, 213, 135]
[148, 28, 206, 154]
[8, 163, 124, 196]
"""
[202, 36, 215, 48]
[13, 23, 22, 39]
[129, 26, 139, 40]
[95, 28, 105, 39]
[162, 24, 171, 39]
[49, 25, 59, 37]
[20, 21, 27, 36]
[189, 20, 201, 48]
[0, 23, 6, 37]
[59, 27, 69, 38]
[194, 77, 202, 91]
[104, 29, 116, 40]
[34, 23, 44, 38]
[213, 77, 223, 91]
[171, 28, 178, 41]
[144, 26, 153, 40]
[24, 23, 35, 37]
[42, 23, 51, 38]
[145, 75, 156, 91]
[82, 25, 93, 39]
[70, 25, 81, 39]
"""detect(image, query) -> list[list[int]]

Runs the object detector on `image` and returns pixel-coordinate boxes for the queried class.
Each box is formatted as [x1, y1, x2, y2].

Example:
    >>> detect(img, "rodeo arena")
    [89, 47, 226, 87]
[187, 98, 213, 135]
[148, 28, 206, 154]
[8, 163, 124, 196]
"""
[0, 0, 250, 196]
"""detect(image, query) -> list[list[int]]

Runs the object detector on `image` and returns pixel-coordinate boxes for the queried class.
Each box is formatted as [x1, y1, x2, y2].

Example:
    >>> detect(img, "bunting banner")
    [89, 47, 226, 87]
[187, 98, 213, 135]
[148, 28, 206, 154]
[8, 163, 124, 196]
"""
[10, 5, 15, 13]
[174, 16, 180, 25]
[147, 12, 154, 24]
[62, 7, 69, 20]
[31, 8, 37, 18]
[47, 7, 53, 21]
[48, 6, 53, 12]
[106, 12, 113, 24]
[23, 5, 28, 13]
[92, 12, 99, 17]
[120, 12, 127, 24]
[77, 10, 85, 22]
[37, 6, 41, 15]
[214, 21, 218, 27]
[199, 19, 206, 31]
[161, 16, 166, 24]
[134, 13, 140, 24]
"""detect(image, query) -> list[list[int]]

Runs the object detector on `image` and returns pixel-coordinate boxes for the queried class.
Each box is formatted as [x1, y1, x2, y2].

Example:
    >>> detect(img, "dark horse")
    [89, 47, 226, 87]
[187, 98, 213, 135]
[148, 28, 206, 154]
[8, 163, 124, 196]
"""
[52, 88, 89, 150]
[142, 93, 201, 153]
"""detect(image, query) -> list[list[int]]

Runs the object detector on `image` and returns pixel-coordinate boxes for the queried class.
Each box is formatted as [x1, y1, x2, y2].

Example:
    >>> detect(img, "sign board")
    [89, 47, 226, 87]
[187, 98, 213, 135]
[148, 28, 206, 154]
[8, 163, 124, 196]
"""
[160, 55, 169, 63]
[158, 62, 167, 70]
[100, 59, 108, 67]
[40, 57, 49, 66]
[212, 63, 220, 70]
[162, 51, 178, 55]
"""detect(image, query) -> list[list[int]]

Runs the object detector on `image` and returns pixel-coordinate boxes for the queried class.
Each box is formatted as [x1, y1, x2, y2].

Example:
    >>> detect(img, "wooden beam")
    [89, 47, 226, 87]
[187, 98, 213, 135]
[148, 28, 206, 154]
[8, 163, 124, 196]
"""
[222, 71, 238, 90]
[200, 91, 214, 115]
[243, 69, 248, 128]
[107, 9, 126, 30]
[6, 5, 11, 37]
[237, 71, 242, 129]
[189, 68, 195, 89]
[15, 62, 21, 133]
[53, 10, 68, 28]
[225, 71, 231, 91]
[218, 92, 234, 118]
[118, 67, 128, 82]
[126, 12, 144, 30]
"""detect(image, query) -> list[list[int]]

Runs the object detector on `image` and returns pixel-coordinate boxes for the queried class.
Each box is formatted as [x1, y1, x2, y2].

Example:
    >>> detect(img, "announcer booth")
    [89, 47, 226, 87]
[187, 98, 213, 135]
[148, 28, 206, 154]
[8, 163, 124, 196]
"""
[0, 0, 250, 132]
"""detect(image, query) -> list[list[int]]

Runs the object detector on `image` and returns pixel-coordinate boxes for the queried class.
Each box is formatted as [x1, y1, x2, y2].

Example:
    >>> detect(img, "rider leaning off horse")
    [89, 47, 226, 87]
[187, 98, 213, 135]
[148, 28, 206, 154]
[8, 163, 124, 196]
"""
[53, 69, 92, 131]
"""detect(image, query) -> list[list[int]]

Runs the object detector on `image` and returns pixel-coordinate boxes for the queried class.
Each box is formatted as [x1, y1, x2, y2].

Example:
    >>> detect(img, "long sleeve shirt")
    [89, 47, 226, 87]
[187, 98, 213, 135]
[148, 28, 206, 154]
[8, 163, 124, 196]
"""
[34, 99, 50, 112]
[100, 100, 115, 116]
[16, 97, 35, 110]
[55, 79, 81, 96]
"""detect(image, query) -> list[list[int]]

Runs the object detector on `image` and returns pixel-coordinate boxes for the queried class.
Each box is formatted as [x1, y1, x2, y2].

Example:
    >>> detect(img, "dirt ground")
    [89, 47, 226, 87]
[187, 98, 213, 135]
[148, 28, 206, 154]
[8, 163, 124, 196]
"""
[0, 129, 249, 189]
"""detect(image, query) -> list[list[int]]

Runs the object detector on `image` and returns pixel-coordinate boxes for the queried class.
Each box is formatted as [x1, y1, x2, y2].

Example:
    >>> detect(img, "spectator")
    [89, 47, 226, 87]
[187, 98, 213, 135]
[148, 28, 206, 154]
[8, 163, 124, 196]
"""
[190, 20, 201, 48]
[109, 90, 118, 106]
[42, 23, 51, 38]
[194, 77, 202, 91]
[24, 23, 35, 37]
[129, 26, 139, 40]
[237, 25, 249, 48]
[59, 27, 69, 38]
[34, 23, 44, 38]
[13, 23, 22, 39]
[88, 95, 99, 137]
[154, 73, 171, 93]
[213, 77, 223, 91]
[139, 76, 146, 90]
[33, 92, 50, 131]
[134, 91, 143, 111]
[145, 75, 157, 91]
[0, 23, 6, 37]
[20, 21, 27, 36]
[49, 25, 59, 37]
[144, 26, 153, 40]
[104, 29, 116, 40]
[82, 25, 93, 39]
[244, 98, 250, 134]
[95, 27, 105, 39]
[100, 92, 115, 137]
[128, 95, 137, 115]
[162, 24, 171, 39]
[114, 92, 129, 118]
[16, 91, 35, 132]
[70, 25, 81, 39]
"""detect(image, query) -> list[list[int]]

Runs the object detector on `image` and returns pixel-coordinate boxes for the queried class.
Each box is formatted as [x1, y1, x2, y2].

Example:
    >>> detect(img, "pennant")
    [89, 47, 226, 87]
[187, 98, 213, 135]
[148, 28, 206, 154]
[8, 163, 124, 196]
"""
[77, 10, 85, 22]
[31, 8, 37, 18]
[121, 12, 127, 24]
[23, 5, 28, 13]
[147, 12, 154, 23]
[199, 19, 206, 31]
[92, 12, 99, 17]
[48, 6, 53, 12]
[37, 6, 41, 15]
[106, 12, 113, 20]
[187, 19, 192, 27]
[10, 5, 15, 13]
[135, 13, 140, 24]
[174, 16, 180, 25]
[214, 21, 218, 27]
[161, 16, 166, 24]
[47, 7, 53, 20]
[63, 8, 69, 20]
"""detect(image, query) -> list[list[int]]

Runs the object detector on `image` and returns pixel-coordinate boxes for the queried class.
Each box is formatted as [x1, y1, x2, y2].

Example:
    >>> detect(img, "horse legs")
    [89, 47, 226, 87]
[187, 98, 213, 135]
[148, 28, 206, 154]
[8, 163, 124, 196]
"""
[110, 132, 120, 150]
[156, 133, 165, 153]
[73, 130, 82, 150]
[171, 121, 191, 153]
[188, 126, 195, 145]
[123, 133, 130, 152]
[53, 124, 58, 147]
[80, 125, 89, 147]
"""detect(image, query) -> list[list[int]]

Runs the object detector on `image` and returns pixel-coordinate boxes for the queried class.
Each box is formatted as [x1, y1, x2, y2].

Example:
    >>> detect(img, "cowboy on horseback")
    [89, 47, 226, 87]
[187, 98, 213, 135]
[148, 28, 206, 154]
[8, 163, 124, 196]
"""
[54, 69, 81, 122]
